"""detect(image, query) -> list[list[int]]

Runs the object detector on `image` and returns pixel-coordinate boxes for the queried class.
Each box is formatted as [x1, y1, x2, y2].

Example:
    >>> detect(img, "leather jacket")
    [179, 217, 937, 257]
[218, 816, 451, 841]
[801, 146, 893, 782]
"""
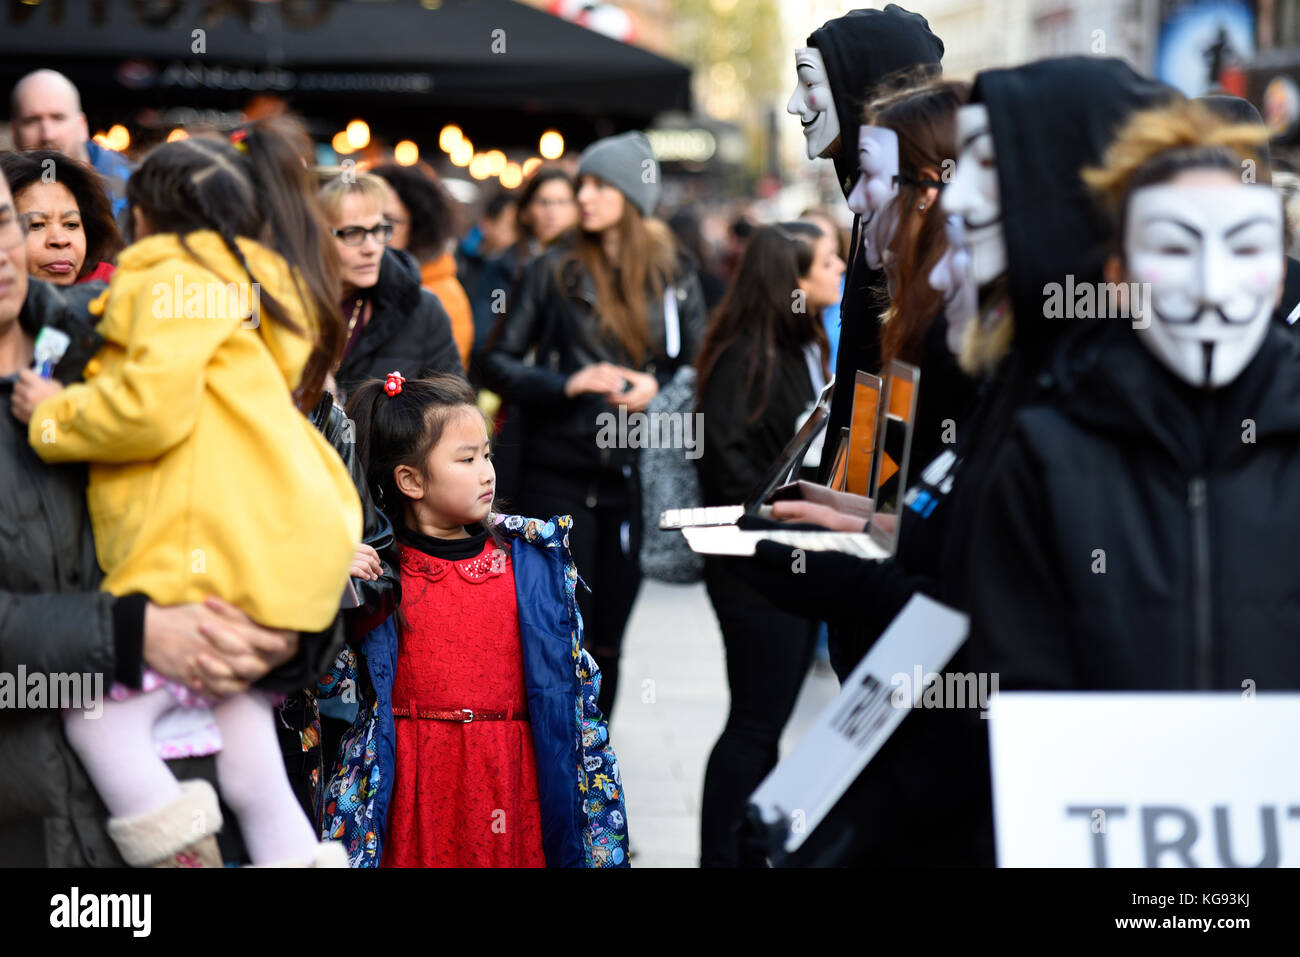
[307, 393, 399, 643]
[481, 241, 706, 478]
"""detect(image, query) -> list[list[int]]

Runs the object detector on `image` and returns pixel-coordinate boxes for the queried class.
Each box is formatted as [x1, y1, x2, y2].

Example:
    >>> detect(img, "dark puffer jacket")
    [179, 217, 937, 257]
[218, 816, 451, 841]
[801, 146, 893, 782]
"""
[334, 247, 464, 400]
[0, 279, 345, 866]
[481, 240, 706, 480]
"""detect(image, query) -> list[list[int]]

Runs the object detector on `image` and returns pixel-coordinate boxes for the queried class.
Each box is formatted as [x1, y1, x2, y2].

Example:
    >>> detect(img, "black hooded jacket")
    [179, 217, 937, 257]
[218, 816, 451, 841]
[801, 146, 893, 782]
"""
[741, 57, 1174, 867]
[968, 317, 1300, 691]
[335, 247, 463, 399]
[809, 4, 945, 475]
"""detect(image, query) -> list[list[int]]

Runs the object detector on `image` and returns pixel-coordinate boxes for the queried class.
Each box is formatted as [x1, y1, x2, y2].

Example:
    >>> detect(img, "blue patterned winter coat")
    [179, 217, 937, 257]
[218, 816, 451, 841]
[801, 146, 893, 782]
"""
[318, 513, 629, 867]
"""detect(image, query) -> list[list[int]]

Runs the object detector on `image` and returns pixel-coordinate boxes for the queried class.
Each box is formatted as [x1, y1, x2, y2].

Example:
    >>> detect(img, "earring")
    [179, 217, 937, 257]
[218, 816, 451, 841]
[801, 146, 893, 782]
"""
[918, 202, 928, 211]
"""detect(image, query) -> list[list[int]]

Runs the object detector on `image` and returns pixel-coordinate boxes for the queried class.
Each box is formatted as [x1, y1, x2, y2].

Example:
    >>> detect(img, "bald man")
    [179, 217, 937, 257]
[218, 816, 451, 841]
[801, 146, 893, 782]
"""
[10, 69, 132, 217]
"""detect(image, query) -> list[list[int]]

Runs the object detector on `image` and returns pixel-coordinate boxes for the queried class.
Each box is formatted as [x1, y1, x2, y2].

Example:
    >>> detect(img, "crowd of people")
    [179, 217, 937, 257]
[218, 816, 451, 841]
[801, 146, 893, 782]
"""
[3, 0, 1300, 871]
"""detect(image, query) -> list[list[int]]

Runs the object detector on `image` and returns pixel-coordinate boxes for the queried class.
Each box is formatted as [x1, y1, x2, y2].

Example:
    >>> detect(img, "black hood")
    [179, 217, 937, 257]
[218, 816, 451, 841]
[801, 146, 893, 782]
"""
[808, 3, 944, 197]
[970, 56, 1174, 362]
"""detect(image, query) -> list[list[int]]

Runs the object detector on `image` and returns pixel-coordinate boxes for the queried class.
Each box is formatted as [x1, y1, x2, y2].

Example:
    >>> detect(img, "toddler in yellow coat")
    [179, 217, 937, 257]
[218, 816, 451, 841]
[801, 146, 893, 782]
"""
[24, 128, 360, 867]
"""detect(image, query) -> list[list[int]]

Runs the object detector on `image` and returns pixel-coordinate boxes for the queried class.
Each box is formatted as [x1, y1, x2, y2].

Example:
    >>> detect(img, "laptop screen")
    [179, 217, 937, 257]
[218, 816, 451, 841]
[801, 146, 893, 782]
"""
[868, 361, 920, 553]
[741, 377, 835, 511]
[845, 371, 882, 497]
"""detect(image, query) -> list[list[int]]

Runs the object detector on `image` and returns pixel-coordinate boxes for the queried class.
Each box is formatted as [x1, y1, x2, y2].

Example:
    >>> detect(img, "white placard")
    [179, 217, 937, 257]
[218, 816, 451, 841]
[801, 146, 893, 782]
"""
[748, 594, 969, 853]
[989, 693, 1300, 867]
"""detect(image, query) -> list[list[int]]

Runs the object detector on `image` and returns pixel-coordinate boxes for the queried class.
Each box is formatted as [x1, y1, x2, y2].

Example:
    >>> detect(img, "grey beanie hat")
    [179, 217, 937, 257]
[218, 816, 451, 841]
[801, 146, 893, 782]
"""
[576, 131, 661, 217]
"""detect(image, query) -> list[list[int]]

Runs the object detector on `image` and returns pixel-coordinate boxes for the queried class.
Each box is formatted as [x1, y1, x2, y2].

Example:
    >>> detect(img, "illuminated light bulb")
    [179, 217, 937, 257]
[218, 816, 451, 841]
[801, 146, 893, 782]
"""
[450, 139, 473, 167]
[345, 119, 370, 150]
[539, 130, 564, 160]
[394, 140, 420, 166]
[500, 162, 523, 189]
[439, 125, 463, 153]
[106, 124, 130, 152]
[331, 131, 355, 155]
[522, 157, 542, 177]
[485, 150, 507, 176]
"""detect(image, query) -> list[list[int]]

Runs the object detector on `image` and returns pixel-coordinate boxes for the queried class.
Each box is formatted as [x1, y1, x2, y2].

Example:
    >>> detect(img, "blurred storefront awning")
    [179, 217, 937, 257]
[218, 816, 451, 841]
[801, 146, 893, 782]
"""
[0, 0, 693, 147]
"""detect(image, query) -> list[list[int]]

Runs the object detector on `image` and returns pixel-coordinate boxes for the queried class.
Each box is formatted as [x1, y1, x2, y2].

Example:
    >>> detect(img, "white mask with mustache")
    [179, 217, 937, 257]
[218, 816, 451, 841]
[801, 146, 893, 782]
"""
[929, 214, 979, 356]
[1126, 183, 1285, 388]
[943, 104, 1006, 287]
[846, 125, 900, 271]
[787, 48, 841, 161]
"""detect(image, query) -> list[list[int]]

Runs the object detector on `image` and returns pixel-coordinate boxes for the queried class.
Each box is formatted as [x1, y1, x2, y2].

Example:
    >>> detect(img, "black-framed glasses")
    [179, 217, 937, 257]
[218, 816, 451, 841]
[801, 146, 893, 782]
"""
[331, 222, 394, 247]
[892, 173, 945, 190]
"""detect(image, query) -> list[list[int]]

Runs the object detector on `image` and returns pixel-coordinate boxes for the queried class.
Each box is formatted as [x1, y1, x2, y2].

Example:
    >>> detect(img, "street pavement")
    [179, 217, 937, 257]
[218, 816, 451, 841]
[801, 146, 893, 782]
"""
[608, 579, 840, 868]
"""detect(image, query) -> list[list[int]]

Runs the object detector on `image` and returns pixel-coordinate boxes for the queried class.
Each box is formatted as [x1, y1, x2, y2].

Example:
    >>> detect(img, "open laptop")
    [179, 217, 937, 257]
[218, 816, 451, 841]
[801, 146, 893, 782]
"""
[681, 361, 919, 560]
[659, 378, 835, 530]
[845, 371, 883, 497]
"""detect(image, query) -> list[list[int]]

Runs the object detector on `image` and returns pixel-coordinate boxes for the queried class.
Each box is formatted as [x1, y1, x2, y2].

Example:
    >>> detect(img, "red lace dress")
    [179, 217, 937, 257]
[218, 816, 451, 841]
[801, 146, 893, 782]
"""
[381, 527, 547, 868]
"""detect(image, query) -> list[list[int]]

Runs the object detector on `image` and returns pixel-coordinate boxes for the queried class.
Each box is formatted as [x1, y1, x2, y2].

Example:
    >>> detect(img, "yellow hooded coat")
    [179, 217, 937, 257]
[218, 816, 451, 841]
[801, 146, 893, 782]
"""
[30, 231, 362, 632]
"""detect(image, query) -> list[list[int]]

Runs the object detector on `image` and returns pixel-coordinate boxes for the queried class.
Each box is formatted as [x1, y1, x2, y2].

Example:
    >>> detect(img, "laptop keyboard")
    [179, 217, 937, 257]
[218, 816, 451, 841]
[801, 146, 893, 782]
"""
[758, 530, 890, 560]
[658, 505, 747, 529]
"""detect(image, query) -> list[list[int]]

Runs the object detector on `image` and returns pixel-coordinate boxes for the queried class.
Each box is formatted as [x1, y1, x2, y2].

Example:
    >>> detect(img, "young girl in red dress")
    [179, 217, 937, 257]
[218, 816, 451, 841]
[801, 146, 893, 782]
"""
[345, 371, 628, 867]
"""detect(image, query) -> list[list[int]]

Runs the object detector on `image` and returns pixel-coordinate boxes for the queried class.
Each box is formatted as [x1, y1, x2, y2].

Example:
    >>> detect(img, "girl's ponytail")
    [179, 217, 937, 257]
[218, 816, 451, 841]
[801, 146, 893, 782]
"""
[237, 118, 343, 411]
[127, 119, 341, 412]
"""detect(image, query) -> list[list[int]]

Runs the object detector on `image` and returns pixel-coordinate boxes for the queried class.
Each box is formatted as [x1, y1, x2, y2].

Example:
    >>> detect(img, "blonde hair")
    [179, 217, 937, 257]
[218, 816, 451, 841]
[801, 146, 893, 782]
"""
[317, 171, 389, 223]
[1083, 99, 1271, 236]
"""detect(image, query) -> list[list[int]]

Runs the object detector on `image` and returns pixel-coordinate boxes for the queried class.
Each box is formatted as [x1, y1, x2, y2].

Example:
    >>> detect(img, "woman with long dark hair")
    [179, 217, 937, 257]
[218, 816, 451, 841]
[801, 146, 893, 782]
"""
[695, 222, 842, 867]
[483, 132, 706, 723]
[1, 149, 123, 285]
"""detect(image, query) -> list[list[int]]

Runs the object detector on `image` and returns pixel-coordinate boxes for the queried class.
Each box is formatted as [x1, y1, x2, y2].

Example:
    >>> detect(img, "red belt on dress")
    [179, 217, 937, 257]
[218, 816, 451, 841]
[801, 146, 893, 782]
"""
[391, 704, 528, 723]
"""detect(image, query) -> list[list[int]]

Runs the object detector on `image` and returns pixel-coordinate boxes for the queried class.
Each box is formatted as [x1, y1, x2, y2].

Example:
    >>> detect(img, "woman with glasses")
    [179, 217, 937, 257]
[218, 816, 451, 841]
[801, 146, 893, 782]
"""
[372, 163, 474, 370]
[318, 172, 462, 401]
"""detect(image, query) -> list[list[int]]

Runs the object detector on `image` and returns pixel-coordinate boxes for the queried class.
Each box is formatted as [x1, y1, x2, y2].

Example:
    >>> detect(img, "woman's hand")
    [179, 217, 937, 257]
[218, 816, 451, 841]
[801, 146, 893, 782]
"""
[11, 369, 64, 424]
[142, 598, 300, 698]
[350, 542, 382, 581]
[611, 368, 659, 413]
[564, 361, 627, 399]
[770, 499, 871, 533]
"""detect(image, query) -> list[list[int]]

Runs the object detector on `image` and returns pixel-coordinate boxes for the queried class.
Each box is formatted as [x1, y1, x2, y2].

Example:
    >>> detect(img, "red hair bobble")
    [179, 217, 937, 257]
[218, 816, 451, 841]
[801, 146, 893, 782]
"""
[384, 371, 406, 396]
